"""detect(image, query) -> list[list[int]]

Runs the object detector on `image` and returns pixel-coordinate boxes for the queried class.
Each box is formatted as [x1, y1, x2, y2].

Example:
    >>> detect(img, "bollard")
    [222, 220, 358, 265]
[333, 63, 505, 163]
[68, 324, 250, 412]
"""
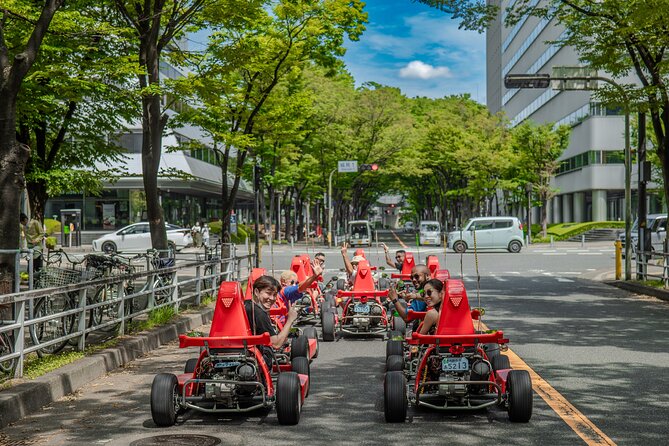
[581, 234, 585, 248]
[290, 236, 294, 249]
[550, 235, 554, 248]
[614, 240, 622, 280]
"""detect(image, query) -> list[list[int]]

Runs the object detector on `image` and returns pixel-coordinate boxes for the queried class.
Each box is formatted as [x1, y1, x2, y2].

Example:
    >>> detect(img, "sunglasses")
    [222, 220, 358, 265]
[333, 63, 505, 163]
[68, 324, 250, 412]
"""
[395, 256, 403, 260]
[425, 289, 438, 297]
[411, 274, 421, 280]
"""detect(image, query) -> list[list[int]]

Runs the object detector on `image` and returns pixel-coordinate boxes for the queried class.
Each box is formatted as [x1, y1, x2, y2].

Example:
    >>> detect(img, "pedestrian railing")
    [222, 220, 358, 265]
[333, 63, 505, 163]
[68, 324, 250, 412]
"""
[0, 245, 255, 379]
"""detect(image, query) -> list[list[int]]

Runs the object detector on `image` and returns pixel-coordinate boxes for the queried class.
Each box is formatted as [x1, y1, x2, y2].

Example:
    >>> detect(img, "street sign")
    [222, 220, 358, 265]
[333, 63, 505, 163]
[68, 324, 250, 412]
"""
[504, 73, 550, 89]
[338, 160, 358, 173]
[551, 66, 598, 90]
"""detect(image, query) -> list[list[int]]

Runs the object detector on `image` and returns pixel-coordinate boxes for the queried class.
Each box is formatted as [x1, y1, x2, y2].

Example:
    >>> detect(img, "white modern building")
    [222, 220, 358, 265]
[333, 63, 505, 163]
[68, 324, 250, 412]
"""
[486, 0, 661, 223]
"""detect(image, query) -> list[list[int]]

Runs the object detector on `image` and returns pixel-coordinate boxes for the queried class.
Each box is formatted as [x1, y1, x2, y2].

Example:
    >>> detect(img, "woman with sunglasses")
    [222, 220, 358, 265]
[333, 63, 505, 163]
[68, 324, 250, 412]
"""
[418, 279, 445, 335]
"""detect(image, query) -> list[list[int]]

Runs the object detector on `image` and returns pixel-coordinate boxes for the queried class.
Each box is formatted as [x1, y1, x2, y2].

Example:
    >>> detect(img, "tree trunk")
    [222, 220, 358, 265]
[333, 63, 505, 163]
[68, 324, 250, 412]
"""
[541, 196, 548, 238]
[139, 37, 168, 253]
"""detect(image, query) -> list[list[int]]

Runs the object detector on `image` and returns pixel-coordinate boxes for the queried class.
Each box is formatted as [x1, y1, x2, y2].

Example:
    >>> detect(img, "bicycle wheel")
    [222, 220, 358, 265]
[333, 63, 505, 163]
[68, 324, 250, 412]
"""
[30, 296, 74, 357]
[154, 274, 174, 306]
[0, 331, 15, 374]
[92, 284, 123, 333]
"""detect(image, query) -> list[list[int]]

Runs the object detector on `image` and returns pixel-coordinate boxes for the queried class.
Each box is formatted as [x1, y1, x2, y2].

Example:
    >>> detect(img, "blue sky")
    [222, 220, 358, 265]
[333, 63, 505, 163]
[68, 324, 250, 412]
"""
[343, 0, 486, 102]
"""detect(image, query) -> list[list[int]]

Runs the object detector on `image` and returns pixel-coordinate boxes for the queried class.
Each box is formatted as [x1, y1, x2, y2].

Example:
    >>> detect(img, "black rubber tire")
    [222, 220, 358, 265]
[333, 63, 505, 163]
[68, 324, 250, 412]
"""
[150, 373, 179, 427]
[291, 335, 309, 359]
[508, 240, 522, 253]
[453, 240, 467, 254]
[321, 311, 336, 342]
[483, 343, 500, 361]
[184, 358, 198, 374]
[384, 371, 407, 423]
[507, 370, 533, 422]
[101, 241, 117, 254]
[0, 331, 16, 374]
[276, 371, 301, 425]
[386, 354, 404, 372]
[336, 278, 346, 291]
[324, 294, 336, 309]
[388, 330, 403, 341]
[291, 356, 310, 397]
[392, 316, 406, 334]
[492, 354, 511, 372]
[302, 327, 319, 359]
[31, 296, 74, 357]
[386, 339, 404, 358]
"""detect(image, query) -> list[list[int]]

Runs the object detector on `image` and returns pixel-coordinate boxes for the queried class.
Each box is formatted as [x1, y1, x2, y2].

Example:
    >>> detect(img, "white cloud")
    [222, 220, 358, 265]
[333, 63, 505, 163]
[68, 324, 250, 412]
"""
[399, 60, 452, 79]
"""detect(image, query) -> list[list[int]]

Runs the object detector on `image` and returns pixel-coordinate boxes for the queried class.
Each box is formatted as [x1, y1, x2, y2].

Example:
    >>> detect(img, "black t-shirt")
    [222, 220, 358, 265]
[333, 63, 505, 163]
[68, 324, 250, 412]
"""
[244, 300, 278, 337]
[395, 261, 403, 271]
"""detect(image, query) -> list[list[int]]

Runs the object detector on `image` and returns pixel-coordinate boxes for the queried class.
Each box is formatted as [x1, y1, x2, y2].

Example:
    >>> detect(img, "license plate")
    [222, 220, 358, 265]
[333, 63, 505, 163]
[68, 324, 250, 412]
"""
[442, 357, 468, 372]
[354, 303, 370, 314]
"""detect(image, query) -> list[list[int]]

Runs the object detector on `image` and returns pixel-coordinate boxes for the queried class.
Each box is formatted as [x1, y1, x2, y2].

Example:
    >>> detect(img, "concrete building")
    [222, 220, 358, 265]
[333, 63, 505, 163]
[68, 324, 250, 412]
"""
[486, 0, 661, 223]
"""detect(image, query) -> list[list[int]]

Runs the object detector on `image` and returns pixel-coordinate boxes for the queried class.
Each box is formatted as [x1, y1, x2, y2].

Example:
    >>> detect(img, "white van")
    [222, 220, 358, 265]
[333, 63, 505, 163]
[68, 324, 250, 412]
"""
[348, 220, 373, 247]
[447, 217, 524, 253]
[419, 220, 441, 246]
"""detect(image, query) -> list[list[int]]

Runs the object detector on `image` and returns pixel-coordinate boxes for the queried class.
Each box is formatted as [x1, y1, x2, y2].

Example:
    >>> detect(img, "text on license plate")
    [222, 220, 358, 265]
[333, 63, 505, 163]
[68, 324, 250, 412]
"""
[354, 303, 370, 314]
[442, 357, 468, 372]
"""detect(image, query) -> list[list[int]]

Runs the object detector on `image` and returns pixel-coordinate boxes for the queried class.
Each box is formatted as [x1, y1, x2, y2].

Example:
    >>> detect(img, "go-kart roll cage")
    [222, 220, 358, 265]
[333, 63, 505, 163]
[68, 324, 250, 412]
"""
[337, 291, 390, 335]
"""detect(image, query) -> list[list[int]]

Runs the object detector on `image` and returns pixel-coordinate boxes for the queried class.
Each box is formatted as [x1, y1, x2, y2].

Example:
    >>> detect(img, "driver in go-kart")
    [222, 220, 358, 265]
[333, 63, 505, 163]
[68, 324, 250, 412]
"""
[278, 264, 324, 306]
[381, 243, 405, 271]
[245, 275, 299, 367]
[418, 279, 444, 334]
[387, 264, 430, 328]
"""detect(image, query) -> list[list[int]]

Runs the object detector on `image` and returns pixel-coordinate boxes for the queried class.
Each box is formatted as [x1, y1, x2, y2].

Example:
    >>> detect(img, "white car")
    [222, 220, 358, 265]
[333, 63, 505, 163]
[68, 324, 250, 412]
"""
[92, 222, 193, 254]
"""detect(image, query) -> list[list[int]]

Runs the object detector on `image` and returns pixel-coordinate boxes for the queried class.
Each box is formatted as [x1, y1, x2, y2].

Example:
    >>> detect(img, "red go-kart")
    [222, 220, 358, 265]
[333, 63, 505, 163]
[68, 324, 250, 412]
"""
[336, 259, 390, 337]
[383, 279, 533, 423]
[150, 282, 310, 426]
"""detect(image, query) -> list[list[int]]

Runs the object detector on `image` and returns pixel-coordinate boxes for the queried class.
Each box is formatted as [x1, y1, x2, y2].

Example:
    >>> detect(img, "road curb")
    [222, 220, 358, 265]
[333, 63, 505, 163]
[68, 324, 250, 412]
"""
[0, 306, 214, 429]
[606, 280, 669, 302]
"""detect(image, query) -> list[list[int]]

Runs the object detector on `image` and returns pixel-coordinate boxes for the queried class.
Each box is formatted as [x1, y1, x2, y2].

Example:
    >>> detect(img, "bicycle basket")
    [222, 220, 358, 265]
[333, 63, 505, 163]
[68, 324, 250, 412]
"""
[36, 267, 89, 288]
[152, 257, 175, 269]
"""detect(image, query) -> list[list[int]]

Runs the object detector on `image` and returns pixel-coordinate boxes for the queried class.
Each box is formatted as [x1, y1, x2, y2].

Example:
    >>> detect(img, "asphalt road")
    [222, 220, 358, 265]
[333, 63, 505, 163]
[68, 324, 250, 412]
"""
[3, 238, 665, 446]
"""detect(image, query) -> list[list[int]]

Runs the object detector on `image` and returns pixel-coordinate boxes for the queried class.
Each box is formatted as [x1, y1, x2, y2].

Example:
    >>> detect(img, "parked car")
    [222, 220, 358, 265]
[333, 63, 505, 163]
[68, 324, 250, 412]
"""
[419, 220, 441, 246]
[403, 221, 415, 233]
[447, 216, 524, 253]
[619, 213, 667, 254]
[92, 222, 193, 254]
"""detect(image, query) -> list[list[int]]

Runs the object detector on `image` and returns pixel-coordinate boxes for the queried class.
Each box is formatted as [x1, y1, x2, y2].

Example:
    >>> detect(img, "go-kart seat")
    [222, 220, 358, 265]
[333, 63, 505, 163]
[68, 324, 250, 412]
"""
[401, 252, 415, 275]
[210, 282, 252, 337]
[244, 267, 267, 300]
[435, 269, 450, 281]
[426, 255, 440, 278]
[435, 279, 474, 336]
[352, 259, 376, 292]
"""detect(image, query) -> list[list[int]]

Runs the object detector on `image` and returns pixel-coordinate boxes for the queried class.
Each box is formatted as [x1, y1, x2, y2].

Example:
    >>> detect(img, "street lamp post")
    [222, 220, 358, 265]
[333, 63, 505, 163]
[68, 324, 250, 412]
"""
[525, 182, 532, 244]
[328, 168, 336, 248]
[505, 71, 632, 279]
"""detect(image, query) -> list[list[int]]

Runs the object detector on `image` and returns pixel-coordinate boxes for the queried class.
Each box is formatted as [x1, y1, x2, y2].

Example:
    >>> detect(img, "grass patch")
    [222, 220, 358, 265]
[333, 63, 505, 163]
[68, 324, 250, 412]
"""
[630, 279, 667, 289]
[127, 305, 177, 333]
[529, 221, 624, 243]
[21, 339, 120, 380]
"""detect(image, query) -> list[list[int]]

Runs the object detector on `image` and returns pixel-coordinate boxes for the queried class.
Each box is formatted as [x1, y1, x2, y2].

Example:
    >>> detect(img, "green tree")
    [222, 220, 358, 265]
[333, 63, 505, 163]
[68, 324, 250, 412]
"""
[0, 0, 65, 280]
[17, 5, 138, 220]
[173, 0, 367, 240]
[512, 121, 570, 236]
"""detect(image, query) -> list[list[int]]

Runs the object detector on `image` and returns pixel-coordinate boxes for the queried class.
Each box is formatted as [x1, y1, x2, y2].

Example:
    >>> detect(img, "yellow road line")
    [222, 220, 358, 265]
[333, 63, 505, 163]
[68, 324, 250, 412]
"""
[390, 230, 409, 249]
[480, 322, 616, 445]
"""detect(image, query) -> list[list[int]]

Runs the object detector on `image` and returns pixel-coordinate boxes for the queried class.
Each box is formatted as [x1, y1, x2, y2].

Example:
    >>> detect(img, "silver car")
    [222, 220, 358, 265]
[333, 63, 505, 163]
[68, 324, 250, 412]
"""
[448, 217, 524, 253]
[619, 214, 667, 254]
[92, 222, 193, 254]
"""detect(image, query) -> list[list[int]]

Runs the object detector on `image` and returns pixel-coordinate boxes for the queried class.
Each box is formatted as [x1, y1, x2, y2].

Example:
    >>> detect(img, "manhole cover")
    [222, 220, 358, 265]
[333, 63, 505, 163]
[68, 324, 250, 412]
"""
[130, 435, 221, 446]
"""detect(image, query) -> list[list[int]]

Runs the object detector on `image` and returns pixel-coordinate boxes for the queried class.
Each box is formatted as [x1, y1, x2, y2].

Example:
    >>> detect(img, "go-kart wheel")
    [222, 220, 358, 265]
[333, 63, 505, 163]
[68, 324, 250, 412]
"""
[492, 354, 511, 372]
[384, 371, 407, 423]
[321, 311, 336, 342]
[302, 326, 319, 359]
[324, 294, 336, 309]
[483, 343, 500, 361]
[386, 354, 404, 372]
[453, 240, 467, 254]
[507, 370, 533, 422]
[276, 371, 301, 425]
[184, 358, 198, 374]
[392, 316, 406, 335]
[386, 339, 403, 358]
[291, 335, 309, 359]
[291, 356, 310, 397]
[336, 278, 346, 291]
[388, 330, 403, 341]
[150, 373, 179, 427]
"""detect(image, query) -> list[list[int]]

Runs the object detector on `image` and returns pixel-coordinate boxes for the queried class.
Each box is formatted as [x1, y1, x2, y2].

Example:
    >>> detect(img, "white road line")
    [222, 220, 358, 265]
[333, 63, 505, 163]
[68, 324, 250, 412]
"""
[578, 252, 603, 255]
[544, 253, 568, 256]
[558, 272, 582, 275]
[556, 277, 574, 282]
[505, 271, 522, 275]
[542, 272, 554, 276]
[490, 275, 508, 282]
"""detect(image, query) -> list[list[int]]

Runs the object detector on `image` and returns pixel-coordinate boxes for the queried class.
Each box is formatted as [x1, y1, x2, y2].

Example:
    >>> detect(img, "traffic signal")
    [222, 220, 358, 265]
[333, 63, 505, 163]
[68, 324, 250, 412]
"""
[359, 163, 379, 171]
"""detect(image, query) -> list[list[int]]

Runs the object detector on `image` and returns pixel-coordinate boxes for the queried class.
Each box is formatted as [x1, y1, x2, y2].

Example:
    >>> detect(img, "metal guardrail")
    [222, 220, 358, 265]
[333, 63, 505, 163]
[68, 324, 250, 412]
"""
[0, 244, 256, 379]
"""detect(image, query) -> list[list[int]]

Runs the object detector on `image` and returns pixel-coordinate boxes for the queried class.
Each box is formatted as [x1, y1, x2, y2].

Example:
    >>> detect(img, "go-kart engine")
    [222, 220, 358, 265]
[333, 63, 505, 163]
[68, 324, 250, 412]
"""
[200, 357, 258, 401]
